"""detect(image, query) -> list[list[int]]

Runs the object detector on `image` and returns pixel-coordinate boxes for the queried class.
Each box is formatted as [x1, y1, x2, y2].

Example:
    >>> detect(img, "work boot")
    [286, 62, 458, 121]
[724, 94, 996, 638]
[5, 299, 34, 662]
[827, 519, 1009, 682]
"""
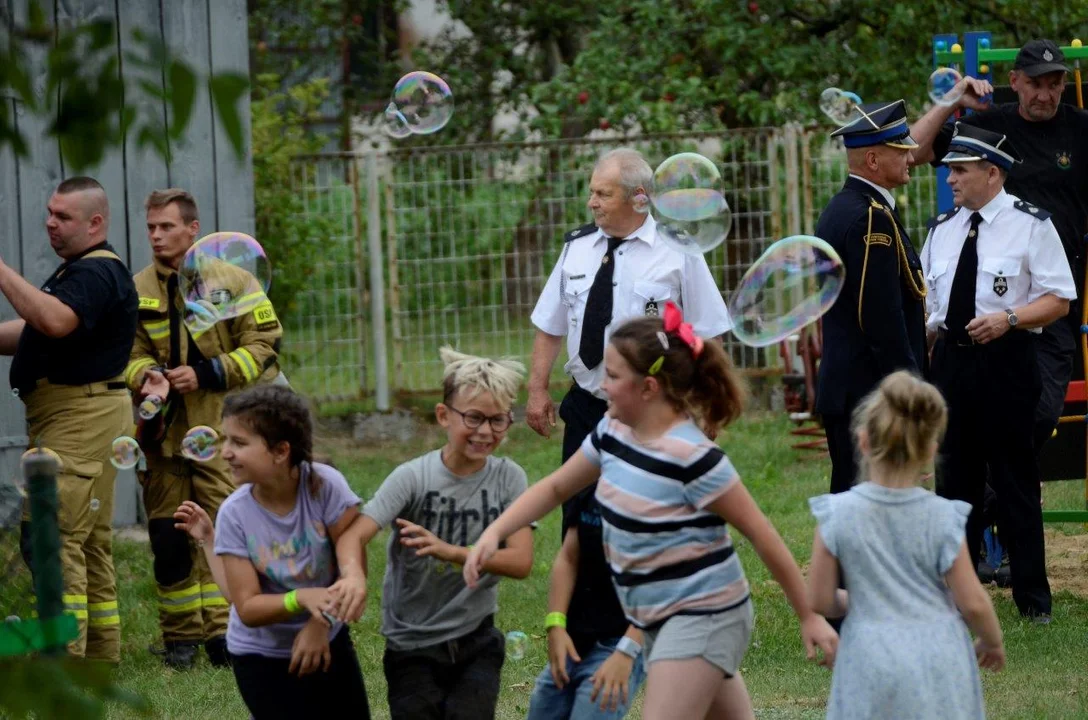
[205, 635, 230, 668]
[160, 640, 198, 670]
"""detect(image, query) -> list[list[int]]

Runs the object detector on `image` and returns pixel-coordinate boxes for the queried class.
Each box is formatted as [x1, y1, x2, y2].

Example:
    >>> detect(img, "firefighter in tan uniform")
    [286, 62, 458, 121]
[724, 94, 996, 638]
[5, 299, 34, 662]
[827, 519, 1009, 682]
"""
[0, 177, 138, 663]
[126, 189, 283, 669]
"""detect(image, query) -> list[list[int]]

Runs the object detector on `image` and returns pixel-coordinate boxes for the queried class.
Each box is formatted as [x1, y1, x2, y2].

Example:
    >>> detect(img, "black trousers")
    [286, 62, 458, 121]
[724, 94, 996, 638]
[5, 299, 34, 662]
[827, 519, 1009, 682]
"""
[230, 627, 371, 719]
[384, 616, 505, 720]
[1032, 319, 1076, 455]
[823, 412, 858, 494]
[559, 383, 610, 464]
[931, 331, 1051, 616]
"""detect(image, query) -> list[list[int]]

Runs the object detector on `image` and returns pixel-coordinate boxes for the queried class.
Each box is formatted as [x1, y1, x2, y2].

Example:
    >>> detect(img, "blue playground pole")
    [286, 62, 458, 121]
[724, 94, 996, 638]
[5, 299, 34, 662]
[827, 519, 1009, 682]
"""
[932, 33, 959, 213]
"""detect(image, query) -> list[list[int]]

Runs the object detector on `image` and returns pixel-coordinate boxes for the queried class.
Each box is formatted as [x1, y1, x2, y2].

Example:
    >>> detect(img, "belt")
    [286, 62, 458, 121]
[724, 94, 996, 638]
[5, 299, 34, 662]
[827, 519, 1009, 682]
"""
[935, 328, 977, 348]
[15, 376, 128, 400]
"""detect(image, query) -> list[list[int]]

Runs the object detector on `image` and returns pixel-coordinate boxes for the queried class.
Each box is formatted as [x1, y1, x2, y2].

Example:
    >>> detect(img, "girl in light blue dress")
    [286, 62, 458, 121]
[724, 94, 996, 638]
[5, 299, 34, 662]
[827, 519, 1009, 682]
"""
[807, 371, 1005, 720]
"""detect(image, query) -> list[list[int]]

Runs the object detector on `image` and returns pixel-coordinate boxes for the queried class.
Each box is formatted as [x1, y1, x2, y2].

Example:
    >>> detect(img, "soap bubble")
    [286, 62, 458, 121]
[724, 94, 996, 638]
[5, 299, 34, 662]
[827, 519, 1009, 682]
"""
[928, 68, 963, 106]
[650, 153, 732, 255]
[110, 437, 141, 470]
[728, 235, 846, 347]
[505, 630, 528, 660]
[819, 88, 863, 126]
[138, 395, 163, 421]
[179, 232, 272, 334]
[384, 71, 454, 136]
[181, 426, 219, 463]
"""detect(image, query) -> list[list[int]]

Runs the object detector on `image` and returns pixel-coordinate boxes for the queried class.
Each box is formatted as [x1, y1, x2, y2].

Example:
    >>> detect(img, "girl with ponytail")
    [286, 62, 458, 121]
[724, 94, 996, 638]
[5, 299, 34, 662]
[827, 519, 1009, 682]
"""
[465, 302, 838, 719]
[807, 370, 1004, 720]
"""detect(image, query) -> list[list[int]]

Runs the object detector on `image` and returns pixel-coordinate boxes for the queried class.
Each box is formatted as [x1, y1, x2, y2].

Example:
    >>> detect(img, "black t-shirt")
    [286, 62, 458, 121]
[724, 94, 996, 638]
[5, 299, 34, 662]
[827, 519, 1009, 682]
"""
[10, 242, 139, 394]
[561, 485, 630, 655]
[933, 102, 1088, 276]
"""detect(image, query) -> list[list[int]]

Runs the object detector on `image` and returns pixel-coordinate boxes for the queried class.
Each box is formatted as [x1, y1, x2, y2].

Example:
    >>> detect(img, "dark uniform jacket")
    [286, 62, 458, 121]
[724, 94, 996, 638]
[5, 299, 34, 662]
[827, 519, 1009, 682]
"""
[815, 177, 928, 416]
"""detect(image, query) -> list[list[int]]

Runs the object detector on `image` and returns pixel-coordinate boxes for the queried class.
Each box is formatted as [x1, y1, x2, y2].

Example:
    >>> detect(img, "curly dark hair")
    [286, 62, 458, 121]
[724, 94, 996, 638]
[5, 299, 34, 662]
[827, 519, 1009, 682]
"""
[222, 385, 321, 495]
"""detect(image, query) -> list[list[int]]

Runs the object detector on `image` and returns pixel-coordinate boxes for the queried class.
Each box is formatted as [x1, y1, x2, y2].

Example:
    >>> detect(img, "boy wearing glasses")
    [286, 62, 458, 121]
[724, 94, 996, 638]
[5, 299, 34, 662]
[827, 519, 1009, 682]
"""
[356, 347, 534, 720]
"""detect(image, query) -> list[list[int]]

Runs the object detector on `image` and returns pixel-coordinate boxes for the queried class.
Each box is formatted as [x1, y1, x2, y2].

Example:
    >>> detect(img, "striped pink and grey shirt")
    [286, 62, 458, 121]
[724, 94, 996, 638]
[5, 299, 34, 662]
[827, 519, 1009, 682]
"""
[582, 416, 750, 629]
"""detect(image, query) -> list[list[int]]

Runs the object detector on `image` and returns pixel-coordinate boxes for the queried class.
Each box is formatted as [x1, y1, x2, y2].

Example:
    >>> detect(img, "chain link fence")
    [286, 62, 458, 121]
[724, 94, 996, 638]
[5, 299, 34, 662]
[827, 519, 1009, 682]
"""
[286, 128, 938, 404]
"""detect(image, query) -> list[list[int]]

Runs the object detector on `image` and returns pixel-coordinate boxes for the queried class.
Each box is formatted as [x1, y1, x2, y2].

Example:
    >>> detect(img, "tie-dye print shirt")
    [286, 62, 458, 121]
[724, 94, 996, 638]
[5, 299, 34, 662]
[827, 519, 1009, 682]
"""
[583, 417, 750, 629]
[215, 462, 361, 658]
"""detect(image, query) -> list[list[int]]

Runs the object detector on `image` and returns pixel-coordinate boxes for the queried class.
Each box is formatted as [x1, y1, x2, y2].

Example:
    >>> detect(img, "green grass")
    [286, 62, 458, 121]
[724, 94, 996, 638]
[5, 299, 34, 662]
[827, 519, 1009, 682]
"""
[100, 414, 1088, 719]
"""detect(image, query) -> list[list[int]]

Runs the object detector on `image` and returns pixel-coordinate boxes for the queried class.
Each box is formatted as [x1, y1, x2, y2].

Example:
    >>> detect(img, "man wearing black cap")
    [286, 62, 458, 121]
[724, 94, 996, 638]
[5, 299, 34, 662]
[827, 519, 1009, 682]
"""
[912, 39, 1088, 460]
[815, 99, 929, 494]
[921, 123, 1076, 623]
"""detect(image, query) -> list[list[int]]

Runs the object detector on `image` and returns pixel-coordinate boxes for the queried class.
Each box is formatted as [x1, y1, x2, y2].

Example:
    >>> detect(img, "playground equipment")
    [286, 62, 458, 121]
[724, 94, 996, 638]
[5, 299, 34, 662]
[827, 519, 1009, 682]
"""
[933, 32, 1088, 524]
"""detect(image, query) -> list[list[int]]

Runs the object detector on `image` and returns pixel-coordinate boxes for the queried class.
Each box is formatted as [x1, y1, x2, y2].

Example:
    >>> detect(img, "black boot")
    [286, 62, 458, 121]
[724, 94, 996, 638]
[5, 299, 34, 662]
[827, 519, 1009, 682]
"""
[161, 640, 198, 670]
[205, 635, 230, 668]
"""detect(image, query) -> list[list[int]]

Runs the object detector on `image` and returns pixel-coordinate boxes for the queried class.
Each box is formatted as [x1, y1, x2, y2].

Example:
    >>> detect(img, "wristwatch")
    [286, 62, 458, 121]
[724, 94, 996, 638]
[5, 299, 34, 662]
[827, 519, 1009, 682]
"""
[614, 636, 642, 659]
[1005, 308, 1019, 328]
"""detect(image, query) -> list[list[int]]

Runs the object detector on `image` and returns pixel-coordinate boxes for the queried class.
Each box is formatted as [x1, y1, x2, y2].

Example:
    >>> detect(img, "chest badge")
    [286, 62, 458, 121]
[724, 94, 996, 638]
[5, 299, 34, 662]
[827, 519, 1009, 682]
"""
[993, 276, 1008, 297]
[645, 299, 659, 316]
[1056, 151, 1071, 170]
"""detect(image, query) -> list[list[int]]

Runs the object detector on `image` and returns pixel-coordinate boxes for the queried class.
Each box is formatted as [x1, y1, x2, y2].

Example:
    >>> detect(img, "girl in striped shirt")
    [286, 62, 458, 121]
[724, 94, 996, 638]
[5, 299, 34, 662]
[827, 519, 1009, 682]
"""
[466, 303, 837, 719]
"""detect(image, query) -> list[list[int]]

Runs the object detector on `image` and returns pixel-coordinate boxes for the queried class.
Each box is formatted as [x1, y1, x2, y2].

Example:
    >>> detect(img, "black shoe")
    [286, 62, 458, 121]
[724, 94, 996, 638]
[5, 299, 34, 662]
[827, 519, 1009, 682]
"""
[1029, 613, 1053, 625]
[205, 635, 230, 668]
[976, 561, 995, 584]
[162, 641, 198, 670]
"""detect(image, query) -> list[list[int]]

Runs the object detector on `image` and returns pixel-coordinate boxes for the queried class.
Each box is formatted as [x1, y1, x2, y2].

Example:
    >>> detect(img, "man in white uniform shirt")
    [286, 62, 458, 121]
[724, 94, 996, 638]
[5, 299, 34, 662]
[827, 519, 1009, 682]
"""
[522, 148, 731, 719]
[922, 123, 1076, 624]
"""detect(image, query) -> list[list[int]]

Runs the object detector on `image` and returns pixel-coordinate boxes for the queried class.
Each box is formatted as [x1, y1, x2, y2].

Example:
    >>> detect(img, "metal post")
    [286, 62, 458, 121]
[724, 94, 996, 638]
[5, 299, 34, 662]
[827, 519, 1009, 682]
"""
[24, 450, 67, 654]
[366, 152, 390, 411]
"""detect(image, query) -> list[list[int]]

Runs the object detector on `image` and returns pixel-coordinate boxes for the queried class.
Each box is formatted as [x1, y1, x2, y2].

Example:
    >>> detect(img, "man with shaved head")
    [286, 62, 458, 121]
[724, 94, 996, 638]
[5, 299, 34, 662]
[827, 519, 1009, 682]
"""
[0, 176, 138, 663]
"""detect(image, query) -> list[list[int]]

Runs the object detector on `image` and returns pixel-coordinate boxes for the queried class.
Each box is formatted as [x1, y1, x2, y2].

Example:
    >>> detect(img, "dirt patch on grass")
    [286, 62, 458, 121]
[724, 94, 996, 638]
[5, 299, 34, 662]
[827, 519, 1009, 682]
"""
[1045, 530, 1088, 597]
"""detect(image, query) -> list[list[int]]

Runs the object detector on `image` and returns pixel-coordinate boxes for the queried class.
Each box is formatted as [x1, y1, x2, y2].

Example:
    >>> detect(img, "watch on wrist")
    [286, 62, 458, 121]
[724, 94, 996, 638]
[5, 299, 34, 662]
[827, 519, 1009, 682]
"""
[1005, 308, 1019, 328]
[614, 636, 642, 659]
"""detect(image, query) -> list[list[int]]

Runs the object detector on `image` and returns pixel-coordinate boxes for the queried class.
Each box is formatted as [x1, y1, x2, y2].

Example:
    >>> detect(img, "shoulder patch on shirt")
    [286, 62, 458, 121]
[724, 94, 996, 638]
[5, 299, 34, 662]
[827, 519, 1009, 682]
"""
[864, 232, 892, 247]
[564, 222, 598, 243]
[138, 297, 161, 310]
[253, 300, 279, 329]
[1013, 200, 1051, 221]
[926, 206, 961, 229]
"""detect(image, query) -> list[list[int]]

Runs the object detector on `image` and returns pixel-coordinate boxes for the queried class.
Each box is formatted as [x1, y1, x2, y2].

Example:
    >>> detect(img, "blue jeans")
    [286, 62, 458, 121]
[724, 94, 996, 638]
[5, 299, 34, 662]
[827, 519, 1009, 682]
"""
[526, 638, 646, 720]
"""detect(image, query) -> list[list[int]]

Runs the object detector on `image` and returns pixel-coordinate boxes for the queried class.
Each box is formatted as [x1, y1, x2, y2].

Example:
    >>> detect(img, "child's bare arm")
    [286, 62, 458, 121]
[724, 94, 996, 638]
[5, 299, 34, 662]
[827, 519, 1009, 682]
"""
[945, 542, 1004, 670]
[807, 529, 847, 618]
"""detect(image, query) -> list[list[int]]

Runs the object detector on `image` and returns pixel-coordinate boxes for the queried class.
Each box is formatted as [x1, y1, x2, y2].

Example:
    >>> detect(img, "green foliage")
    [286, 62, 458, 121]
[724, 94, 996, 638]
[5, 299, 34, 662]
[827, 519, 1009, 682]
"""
[251, 74, 350, 316]
[0, 655, 151, 719]
[0, 1, 248, 171]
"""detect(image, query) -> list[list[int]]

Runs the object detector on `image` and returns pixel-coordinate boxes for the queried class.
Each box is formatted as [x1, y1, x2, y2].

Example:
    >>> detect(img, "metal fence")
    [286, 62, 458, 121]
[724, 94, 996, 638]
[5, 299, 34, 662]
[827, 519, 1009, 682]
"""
[285, 128, 938, 405]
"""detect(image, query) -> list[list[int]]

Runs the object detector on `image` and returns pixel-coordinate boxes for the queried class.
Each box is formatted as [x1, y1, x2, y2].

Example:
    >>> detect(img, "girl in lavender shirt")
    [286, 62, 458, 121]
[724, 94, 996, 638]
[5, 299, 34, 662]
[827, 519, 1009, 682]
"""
[204, 385, 371, 719]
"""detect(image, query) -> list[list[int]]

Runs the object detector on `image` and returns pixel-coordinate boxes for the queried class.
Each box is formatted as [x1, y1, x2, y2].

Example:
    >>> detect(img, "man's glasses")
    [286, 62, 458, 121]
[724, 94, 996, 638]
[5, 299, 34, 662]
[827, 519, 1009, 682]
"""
[447, 406, 513, 432]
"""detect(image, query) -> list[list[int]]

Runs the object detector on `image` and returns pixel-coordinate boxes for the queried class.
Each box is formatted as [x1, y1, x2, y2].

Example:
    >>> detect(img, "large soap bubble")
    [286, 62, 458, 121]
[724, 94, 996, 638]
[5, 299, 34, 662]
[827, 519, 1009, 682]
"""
[650, 153, 732, 256]
[928, 68, 963, 106]
[819, 88, 863, 126]
[382, 71, 454, 137]
[178, 232, 272, 334]
[181, 426, 219, 463]
[729, 235, 845, 347]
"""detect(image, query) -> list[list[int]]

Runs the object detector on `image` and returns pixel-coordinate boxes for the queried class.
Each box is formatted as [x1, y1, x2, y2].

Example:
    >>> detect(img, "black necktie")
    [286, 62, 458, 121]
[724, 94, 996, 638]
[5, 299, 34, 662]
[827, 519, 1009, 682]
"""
[579, 236, 626, 370]
[945, 212, 983, 340]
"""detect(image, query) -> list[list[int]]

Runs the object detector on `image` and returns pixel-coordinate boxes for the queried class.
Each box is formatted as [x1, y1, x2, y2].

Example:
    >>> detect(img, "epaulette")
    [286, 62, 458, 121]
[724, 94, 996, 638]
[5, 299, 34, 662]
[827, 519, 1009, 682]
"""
[564, 223, 598, 243]
[1013, 200, 1051, 221]
[926, 206, 961, 230]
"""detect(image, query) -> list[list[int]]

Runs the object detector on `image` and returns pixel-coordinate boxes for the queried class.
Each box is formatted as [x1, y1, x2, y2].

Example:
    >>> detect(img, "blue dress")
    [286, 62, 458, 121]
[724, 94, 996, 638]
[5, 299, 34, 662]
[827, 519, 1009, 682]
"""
[809, 483, 985, 720]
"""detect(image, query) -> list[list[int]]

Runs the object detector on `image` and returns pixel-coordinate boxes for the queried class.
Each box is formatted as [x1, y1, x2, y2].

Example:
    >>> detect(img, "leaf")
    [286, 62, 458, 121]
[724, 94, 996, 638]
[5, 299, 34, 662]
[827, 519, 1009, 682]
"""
[167, 61, 197, 140]
[208, 72, 250, 159]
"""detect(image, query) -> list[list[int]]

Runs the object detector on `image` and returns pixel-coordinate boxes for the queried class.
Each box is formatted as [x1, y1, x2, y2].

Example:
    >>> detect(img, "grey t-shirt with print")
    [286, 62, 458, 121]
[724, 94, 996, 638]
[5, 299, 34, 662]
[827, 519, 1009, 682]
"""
[363, 449, 528, 651]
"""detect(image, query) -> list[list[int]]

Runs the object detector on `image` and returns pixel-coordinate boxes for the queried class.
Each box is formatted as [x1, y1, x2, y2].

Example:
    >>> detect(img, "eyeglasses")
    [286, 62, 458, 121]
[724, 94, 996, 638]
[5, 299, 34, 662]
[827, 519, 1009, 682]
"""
[447, 406, 513, 432]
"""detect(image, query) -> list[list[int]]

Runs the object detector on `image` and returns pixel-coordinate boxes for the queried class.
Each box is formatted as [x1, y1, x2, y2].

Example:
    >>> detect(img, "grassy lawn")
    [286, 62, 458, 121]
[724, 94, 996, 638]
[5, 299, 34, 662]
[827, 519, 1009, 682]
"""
[97, 413, 1088, 719]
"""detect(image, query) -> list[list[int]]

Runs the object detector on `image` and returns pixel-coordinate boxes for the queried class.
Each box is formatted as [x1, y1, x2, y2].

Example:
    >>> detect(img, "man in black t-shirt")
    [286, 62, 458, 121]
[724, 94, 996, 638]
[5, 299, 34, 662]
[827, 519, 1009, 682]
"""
[912, 39, 1088, 460]
[0, 177, 138, 663]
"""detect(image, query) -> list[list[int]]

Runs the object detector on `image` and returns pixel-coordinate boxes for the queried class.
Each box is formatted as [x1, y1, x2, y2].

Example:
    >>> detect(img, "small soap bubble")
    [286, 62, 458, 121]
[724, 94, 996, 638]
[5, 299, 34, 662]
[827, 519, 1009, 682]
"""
[650, 153, 732, 255]
[728, 235, 846, 347]
[384, 71, 454, 136]
[139, 395, 163, 421]
[111, 437, 141, 470]
[819, 88, 862, 126]
[505, 630, 528, 660]
[181, 426, 219, 463]
[928, 67, 963, 106]
[89, 498, 101, 512]
[631, 192, 650, 214]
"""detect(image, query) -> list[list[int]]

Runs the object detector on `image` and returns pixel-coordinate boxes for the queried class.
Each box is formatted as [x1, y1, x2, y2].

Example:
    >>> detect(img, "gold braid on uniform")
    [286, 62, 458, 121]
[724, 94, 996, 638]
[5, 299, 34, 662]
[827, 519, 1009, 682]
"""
[857, 199, 928, 331]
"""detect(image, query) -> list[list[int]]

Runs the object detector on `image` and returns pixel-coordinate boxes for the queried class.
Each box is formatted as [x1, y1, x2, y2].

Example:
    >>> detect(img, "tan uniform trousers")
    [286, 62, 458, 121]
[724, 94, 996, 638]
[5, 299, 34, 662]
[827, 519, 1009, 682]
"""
[140, 442, 234, 644]
[23, 378, 131, 662]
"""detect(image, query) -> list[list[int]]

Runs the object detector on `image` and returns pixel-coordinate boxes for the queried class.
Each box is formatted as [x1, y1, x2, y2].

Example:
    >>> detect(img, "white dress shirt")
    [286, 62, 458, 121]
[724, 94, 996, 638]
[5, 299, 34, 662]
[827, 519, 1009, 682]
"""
[848, 174, 896, 209]
[921, 189, 1077, 336]
[531, 213, 733, 397]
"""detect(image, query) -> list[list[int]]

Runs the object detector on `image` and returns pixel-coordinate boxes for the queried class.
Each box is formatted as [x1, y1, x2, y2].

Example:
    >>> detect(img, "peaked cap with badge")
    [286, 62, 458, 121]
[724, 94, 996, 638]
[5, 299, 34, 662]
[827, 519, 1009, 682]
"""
[830, 99, 919, 150]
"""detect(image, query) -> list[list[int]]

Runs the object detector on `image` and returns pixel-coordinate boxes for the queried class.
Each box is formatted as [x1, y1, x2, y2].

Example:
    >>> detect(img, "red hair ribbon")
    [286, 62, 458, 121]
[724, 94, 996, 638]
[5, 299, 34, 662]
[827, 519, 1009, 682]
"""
[663, 301, 704, 358]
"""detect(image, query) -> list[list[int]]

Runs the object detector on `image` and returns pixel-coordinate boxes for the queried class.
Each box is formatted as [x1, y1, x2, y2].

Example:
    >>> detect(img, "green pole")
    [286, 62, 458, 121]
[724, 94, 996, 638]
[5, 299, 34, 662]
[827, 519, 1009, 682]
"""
[24, 449, 66, 654]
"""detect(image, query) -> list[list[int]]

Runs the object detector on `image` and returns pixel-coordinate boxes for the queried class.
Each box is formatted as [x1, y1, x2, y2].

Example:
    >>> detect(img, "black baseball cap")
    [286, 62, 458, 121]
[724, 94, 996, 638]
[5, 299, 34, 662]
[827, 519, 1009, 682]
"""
[1013, 39, 1070, 77]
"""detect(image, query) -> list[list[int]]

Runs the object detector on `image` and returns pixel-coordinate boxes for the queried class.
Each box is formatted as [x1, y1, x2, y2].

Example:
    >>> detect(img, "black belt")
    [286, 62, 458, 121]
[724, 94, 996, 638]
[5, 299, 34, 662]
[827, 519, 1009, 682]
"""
[936, 327, 977, 347]
[15, 377, 127, 399]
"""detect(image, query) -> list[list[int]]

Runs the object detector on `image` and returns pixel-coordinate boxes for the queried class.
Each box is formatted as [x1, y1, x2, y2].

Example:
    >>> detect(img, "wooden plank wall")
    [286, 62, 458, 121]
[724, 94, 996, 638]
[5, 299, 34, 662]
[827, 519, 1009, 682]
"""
[0, 0, 254, 524]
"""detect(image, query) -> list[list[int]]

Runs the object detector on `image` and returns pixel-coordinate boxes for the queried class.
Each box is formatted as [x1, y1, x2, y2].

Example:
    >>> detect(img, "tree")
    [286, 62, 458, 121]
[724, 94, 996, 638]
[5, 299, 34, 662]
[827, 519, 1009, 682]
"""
[0, 0, 248, 172]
